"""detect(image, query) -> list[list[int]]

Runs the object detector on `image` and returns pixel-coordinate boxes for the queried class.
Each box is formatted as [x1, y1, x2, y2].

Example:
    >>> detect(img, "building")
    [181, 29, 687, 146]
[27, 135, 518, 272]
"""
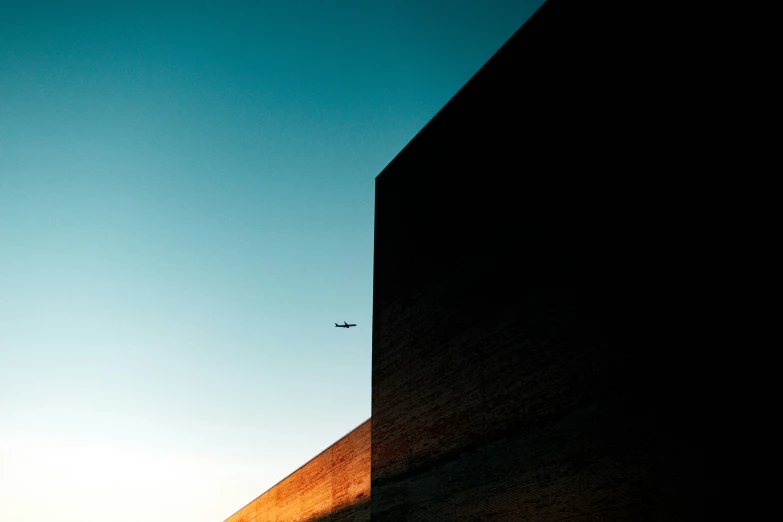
[226, 0, 707, 519]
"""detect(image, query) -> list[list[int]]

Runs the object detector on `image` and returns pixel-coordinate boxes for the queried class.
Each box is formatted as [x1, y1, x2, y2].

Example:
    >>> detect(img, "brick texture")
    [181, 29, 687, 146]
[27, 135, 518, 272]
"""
[371, 0, 707, 520]
[225, 420, 370, 522]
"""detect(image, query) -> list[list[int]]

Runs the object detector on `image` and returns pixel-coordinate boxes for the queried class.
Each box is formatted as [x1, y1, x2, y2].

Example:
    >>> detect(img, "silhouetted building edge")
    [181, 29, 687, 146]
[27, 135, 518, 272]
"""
[372, 0, 706, 519]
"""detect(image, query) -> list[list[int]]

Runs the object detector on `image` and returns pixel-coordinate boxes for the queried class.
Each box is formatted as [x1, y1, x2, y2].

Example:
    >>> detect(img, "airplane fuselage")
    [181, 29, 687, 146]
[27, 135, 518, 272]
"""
[335, 322, 356, 328]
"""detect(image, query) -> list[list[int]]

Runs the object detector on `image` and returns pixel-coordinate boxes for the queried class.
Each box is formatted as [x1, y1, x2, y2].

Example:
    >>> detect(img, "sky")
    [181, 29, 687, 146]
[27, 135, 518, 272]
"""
[0, 1, 545, 521]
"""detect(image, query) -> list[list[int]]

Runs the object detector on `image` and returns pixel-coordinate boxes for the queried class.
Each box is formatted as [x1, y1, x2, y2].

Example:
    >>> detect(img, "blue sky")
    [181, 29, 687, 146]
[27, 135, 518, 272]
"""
[0, 1, 544, 520]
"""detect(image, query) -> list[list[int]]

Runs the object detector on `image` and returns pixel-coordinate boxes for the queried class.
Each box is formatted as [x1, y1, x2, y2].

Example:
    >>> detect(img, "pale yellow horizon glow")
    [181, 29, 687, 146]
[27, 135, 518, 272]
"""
[0, 432, 264, 522]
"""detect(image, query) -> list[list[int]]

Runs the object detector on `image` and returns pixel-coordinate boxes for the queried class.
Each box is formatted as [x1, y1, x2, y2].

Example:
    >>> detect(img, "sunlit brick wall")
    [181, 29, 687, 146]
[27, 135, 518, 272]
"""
[225, 419, 370, 522]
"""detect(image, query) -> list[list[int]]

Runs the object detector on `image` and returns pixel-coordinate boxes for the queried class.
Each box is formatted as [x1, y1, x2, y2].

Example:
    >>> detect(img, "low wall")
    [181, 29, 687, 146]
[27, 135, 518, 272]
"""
[225, 419, 370, 522]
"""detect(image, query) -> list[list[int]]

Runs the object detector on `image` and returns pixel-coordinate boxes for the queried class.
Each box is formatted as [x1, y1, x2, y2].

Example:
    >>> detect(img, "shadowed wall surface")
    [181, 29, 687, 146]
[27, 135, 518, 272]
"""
[225, 420, 370, 522]
[372, 0, 707, 520]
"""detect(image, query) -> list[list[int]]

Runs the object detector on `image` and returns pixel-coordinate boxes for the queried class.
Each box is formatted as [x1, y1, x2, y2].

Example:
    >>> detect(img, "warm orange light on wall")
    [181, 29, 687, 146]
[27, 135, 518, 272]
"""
[225, 419, 370, 522]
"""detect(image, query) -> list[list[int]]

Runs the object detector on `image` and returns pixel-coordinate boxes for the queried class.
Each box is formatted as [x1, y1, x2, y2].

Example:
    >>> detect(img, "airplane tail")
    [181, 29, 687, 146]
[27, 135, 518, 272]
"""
[335, 323, 338, 327]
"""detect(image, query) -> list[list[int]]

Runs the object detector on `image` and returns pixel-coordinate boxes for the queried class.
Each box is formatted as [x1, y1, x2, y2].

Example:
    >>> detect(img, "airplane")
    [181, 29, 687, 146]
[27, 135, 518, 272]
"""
[335, 321, 357, 328]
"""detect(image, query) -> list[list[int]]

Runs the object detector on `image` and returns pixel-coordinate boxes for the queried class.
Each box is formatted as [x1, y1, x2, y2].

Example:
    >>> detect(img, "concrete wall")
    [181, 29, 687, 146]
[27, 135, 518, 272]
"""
[225, 419, 370, 522]
[371, 0, 707, 520]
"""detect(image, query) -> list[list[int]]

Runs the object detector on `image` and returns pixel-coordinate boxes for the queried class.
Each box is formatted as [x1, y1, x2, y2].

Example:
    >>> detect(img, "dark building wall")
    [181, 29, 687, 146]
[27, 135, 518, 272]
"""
[225, 419, 370, 522]
[372, 0, 707, 520]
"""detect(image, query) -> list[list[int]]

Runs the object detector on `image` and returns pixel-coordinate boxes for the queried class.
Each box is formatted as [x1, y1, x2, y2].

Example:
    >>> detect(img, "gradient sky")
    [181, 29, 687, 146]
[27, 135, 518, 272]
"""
[0, 1, 544, 521]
